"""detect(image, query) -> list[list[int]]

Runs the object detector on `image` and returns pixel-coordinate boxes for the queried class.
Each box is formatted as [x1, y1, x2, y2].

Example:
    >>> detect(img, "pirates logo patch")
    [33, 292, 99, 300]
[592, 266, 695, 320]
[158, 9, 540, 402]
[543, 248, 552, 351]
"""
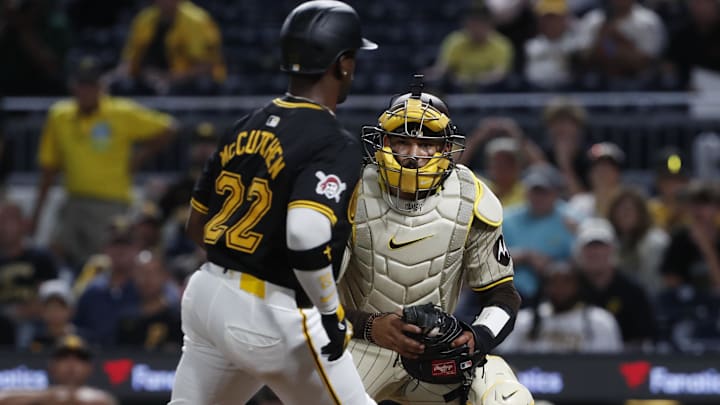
[315, 171, 347, 203]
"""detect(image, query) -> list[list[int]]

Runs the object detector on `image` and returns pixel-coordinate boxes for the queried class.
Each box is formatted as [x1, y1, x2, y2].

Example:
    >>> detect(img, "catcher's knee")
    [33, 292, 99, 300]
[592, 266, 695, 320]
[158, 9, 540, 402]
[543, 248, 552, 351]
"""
[483, 355, 516, 377]
[479, 379, 534, 405]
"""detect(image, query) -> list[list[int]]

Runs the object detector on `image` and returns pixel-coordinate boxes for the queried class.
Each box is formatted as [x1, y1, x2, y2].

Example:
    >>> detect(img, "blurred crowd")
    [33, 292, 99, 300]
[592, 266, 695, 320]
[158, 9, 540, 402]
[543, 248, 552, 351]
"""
[1, 1, 720, 404]
[425, 0, 720, 93]
[454, 97, 720, 355]
[1, 88, 719, 360]
[0, 3, 719, 405]
[1, 0, 720, 96]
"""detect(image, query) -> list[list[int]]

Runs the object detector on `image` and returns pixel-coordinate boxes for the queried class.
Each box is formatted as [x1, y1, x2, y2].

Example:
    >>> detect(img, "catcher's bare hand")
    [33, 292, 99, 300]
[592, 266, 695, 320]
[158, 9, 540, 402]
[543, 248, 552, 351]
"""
[371, 312, 425, 358]
[450, 330, 476, 353]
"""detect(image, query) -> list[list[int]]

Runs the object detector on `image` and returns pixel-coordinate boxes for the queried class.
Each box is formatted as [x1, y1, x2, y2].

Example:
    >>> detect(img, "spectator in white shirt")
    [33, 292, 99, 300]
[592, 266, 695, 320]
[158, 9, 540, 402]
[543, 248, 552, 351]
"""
[577, 0, 666, 84]
[497, 261, 623, 353]
[525, 0, 581, 89]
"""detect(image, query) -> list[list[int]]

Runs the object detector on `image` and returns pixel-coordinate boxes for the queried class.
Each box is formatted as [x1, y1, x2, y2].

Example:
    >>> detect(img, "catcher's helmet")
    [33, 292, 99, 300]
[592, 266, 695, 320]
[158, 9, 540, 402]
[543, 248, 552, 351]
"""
[362, 75, 464, 212]
[280, 0, 377, 74]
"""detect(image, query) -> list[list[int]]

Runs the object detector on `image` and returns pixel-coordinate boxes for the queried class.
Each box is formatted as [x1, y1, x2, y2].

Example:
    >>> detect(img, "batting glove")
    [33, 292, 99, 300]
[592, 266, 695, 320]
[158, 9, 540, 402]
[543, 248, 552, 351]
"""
[320, 305, 353, 361]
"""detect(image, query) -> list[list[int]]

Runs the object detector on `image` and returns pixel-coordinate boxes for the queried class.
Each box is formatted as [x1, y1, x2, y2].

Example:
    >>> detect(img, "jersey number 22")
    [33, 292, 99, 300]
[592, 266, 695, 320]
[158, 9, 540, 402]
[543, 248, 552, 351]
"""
[204, 170, 272, 254]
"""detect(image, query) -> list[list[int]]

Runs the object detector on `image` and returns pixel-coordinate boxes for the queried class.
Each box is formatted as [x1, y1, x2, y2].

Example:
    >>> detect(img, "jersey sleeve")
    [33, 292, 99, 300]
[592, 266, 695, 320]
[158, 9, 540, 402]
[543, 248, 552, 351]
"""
[463, 221, 515, 291]
[120, 99, 174, 142]
[289, 128, 362, 277]
[288, 131, 362, 228]
[190, 149, 221, 215]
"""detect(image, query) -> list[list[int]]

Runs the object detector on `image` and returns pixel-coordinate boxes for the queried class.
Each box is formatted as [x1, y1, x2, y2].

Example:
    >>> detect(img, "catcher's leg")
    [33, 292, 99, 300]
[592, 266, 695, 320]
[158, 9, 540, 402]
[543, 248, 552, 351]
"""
[469, 355, 534, 405]
[349, 339, 405, 399]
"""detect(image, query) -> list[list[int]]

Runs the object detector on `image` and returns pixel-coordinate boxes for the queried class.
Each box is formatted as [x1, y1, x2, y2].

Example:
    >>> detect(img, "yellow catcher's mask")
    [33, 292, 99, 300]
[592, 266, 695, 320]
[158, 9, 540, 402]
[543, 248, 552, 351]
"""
[361, 90, 464, 212]
[375, 146, 450, 194]
[378, 98, 450, 135]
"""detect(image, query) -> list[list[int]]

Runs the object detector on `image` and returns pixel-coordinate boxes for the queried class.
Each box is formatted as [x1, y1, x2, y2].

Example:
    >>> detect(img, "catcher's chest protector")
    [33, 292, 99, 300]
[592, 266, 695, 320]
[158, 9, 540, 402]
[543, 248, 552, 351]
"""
[340, 165, 477, 313]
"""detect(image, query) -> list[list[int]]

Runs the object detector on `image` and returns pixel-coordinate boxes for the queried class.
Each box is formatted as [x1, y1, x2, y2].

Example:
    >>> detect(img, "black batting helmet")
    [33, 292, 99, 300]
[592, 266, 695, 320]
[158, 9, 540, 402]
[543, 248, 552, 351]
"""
[280, 0, 377, 75]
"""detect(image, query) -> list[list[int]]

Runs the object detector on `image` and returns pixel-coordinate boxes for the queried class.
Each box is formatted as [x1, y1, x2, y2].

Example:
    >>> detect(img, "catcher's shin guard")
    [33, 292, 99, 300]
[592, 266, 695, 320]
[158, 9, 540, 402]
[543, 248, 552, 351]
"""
[479, 379, 534, 405]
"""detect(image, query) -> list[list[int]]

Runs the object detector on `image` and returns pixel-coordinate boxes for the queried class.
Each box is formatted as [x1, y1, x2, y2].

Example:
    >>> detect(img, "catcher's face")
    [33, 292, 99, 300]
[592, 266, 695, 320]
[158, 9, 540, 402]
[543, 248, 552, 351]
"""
[384, 135, 446, 169]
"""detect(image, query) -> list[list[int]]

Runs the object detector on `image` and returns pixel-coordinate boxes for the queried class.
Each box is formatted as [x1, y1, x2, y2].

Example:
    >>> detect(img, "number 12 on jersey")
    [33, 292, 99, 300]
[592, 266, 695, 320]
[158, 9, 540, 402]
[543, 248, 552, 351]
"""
[204, 170, 272, 254]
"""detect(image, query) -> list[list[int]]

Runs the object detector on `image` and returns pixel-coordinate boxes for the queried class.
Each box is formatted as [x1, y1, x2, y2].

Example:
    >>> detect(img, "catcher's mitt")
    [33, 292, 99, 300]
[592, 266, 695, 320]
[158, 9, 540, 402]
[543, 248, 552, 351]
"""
[400, 303, 486, 385]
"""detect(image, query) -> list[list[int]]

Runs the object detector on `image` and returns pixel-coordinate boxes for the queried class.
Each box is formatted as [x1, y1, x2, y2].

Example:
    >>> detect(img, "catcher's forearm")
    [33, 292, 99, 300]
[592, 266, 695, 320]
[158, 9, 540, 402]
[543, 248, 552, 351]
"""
[474, 280, 521, 312]
[346, 309, 373, 340]
[469, 282, 520, 352]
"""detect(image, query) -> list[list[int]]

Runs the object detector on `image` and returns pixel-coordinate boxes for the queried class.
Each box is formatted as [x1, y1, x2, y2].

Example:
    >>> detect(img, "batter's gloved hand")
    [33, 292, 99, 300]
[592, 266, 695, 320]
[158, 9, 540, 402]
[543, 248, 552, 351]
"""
[320, 305, 353, 361]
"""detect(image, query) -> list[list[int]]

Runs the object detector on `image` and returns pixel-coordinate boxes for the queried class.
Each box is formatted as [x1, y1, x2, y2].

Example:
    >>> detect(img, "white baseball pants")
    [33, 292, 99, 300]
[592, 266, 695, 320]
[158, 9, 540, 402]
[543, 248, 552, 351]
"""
[169, 262, 376, 405]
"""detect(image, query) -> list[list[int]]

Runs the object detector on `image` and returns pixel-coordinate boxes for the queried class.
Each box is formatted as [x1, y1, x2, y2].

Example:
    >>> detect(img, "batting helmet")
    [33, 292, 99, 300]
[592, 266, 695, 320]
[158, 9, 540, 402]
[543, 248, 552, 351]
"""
[280, 0, 377, 74]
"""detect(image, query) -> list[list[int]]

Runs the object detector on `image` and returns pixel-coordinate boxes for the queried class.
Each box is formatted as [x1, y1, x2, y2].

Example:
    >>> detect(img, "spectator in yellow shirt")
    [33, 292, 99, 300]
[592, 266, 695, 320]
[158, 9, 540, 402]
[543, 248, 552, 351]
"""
[426, 4, 514, 91]
[113, 0, 226, 95]
[31, 57, 177, 269]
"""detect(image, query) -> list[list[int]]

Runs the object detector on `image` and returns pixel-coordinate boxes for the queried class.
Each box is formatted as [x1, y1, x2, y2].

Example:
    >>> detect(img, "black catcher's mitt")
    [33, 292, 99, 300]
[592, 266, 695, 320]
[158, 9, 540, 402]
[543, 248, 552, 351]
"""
[400, 303, 486, 386]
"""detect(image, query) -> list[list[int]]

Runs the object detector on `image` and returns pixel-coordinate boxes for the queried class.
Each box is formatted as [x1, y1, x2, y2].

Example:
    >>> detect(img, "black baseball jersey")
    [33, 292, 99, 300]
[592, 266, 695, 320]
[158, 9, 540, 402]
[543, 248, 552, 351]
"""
[191, 95, 361, 294]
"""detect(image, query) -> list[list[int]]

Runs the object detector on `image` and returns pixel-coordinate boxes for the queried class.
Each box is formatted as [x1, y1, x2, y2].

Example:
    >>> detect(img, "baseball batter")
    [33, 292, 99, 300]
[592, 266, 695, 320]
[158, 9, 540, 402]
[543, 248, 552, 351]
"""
[169, 2, 377, 404]
[338, 78, 534, 404]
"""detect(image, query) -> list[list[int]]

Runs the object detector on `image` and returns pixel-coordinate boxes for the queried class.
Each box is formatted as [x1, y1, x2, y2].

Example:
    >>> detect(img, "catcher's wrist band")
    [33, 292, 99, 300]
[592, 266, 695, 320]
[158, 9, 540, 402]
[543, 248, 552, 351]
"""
[472, 306, 510, 338]
[363, 312, 384, 344]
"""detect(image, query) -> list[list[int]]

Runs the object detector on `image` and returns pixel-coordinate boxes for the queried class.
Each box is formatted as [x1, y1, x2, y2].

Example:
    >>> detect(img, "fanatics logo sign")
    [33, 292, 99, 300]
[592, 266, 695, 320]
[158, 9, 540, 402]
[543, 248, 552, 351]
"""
[431, 360, 457, 377]
[103, 358, 134, 386]
[619, 361, 651, 389]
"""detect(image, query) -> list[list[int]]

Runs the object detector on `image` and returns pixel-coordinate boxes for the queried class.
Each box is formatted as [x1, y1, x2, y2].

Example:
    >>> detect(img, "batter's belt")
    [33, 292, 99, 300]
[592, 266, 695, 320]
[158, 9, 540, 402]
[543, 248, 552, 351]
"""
[205, 262, 310, 309]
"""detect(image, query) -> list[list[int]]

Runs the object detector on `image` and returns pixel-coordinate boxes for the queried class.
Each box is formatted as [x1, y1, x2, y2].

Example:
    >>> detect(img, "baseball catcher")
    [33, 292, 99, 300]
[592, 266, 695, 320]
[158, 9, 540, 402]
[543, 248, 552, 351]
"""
[338, 75, 533, 404]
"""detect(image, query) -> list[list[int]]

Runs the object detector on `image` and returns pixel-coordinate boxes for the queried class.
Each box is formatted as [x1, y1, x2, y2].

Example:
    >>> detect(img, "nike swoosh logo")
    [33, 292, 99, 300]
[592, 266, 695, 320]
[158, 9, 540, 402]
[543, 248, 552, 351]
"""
[388, 235, 433, 249]
[501, 390, 518, 401]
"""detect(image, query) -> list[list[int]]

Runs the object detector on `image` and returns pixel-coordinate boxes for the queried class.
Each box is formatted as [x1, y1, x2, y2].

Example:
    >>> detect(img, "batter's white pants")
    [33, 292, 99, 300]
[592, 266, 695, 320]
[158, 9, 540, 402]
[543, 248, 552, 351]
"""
[169, 263, 376, 405]
[350, 339, 521, 404]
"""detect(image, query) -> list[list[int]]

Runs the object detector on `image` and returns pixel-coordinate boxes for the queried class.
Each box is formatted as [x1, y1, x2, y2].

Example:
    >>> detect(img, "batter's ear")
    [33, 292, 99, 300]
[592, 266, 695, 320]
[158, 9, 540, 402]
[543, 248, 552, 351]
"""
[333, 61, 344, 80]
[336, 51, 356, 79]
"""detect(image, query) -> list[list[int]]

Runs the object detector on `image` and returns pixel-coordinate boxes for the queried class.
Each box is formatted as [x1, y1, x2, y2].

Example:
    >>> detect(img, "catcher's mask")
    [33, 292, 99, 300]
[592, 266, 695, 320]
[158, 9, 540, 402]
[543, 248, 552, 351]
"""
[361, 76, 464, 213]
